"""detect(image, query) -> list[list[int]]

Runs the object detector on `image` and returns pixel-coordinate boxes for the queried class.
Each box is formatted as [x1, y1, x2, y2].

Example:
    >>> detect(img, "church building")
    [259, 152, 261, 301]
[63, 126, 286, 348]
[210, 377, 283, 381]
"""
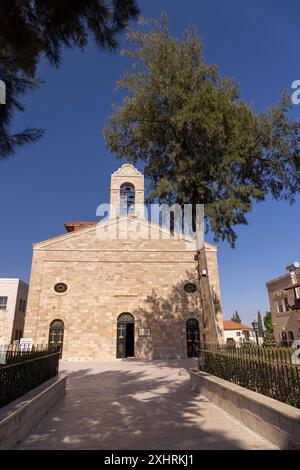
[24, 164, 224, 360]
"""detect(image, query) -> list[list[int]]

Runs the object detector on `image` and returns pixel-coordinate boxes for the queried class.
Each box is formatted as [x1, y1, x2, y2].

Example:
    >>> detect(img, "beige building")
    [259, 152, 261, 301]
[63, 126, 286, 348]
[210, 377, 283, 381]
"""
[0, 278, 28, 346]
[266, 262, 300, 344]
[24, 164, 224, 360]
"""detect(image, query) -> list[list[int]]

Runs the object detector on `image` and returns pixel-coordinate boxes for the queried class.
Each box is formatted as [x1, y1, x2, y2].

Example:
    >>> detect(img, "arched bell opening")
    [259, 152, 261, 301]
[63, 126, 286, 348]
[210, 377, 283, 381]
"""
[120, 183, 135, 216]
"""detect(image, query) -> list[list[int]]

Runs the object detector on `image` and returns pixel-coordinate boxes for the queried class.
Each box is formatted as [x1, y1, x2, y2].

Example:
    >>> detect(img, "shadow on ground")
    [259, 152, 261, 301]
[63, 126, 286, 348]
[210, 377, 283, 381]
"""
[16, 360, 275, 450]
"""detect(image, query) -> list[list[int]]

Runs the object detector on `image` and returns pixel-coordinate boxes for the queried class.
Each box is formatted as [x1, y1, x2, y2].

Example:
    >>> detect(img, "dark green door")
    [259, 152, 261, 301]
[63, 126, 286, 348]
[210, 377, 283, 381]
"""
[117, 322, 126, 358]
[116, 313, 134, 358]
[186, 318, 200, 357]
[49, 320, 64, 358]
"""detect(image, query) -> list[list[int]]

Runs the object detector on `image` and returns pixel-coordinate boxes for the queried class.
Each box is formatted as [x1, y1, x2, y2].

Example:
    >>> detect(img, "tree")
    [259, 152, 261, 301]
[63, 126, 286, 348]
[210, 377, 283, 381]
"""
[263, 311, 274, 339]
[104, 14, 300, 247]
[0, 58, 44, 160]
[257, 310, 264, 339]
[0, 0, 140, 76]
[0, 0, 139, 159]
[231, 310, 241, 324]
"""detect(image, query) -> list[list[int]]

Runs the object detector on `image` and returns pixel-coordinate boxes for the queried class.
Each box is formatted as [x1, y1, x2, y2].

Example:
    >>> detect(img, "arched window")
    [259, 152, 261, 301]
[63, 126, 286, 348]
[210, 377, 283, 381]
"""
[120, 183, 135, 215]
[117, 312, 134, 323]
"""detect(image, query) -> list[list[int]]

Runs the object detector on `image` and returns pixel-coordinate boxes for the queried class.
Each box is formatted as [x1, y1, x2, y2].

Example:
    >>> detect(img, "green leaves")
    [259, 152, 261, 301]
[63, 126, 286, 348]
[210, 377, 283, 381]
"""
[0, 0, 140, 77]
[0, 58, 44, 160]
[0, 0, 140, 160]
[104, 14, 300, 246]
[231, 311, 242, 323]
[263, 311, 274, 340]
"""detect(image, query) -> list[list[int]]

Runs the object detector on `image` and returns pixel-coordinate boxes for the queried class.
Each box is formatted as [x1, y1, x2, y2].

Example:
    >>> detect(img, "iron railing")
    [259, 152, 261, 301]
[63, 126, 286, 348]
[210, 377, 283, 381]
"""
[0, 344, 54, 365]
[221, 343, 294, 362]
[263, 340, 296, 349]
[0, 350, 60, 408]
[198, 345, 300, 409]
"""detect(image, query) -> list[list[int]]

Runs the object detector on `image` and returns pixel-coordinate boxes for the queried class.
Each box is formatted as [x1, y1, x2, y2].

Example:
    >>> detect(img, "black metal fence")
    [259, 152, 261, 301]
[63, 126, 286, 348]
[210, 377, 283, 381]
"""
[198, 345, 300, 409]
[0, 345, 55, 365]
[221, 343, 295, 363]
[263, 340, 295, 348]
[0, 350, 60, 408]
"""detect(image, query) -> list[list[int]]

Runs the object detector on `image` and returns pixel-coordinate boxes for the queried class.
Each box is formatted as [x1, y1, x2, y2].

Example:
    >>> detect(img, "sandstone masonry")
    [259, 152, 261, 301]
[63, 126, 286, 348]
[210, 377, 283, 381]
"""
[24, 164, 224, 359]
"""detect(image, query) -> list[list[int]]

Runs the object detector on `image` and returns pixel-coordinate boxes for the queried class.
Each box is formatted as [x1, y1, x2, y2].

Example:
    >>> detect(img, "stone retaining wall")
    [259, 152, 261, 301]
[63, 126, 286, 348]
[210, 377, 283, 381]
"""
[189, 369, 300, 449]
[0, 373, 67, 449]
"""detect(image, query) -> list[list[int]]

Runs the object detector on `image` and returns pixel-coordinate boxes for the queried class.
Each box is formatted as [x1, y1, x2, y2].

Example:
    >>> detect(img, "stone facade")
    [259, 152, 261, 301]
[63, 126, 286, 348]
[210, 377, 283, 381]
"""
[0, 279, 28, 346]
[266, 263, 300, 343]
[24, 164, 224, 359]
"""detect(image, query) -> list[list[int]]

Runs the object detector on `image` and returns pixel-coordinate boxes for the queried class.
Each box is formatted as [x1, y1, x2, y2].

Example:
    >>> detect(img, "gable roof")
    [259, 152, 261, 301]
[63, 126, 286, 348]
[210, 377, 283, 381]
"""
[32, 215, 218, 251]
[223, 320, 253, 331]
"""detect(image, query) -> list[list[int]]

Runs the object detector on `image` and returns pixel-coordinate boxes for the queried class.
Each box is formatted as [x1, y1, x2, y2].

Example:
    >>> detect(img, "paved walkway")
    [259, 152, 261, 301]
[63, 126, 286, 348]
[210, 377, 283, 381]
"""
[17, 360, 277, 450]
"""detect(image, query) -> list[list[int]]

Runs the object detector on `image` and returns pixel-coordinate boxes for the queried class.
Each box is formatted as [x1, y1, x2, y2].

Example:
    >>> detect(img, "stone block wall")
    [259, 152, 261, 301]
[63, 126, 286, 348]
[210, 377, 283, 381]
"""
[24, 219, 223, 360]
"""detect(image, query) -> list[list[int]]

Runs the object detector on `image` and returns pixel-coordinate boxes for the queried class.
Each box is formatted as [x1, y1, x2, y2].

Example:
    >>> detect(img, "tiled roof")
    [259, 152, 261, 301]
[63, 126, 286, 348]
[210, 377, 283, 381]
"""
[64, 222, 97, 232]
[223, 320, 253, 331]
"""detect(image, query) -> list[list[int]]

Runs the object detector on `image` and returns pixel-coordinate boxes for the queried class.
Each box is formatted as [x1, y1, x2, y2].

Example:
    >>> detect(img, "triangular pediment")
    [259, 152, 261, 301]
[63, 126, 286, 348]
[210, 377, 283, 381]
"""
[33, 215, 217, 252]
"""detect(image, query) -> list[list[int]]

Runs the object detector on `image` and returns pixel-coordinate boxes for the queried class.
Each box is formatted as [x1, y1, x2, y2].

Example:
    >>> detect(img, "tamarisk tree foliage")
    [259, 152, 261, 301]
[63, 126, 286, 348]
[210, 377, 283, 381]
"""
[104, 14, 300, 246]
[0, 0, 139, 160]
[0, 58, 44, 160]
[0, 0, 140, 76]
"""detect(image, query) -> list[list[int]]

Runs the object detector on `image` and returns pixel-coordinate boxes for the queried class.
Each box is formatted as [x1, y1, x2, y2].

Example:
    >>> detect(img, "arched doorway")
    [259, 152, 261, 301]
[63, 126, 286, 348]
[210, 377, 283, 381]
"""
[186, 318, 200, 357]
[49, 320, 64, 357]
[288, 331, 294, 344]
[281, 331, 288, 347]
[116, 313, 135, 358]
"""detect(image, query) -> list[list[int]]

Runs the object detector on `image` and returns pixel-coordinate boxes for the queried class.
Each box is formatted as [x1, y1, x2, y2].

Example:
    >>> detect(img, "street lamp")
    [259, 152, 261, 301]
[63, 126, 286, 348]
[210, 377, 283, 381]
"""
[252, 320, 259, 346]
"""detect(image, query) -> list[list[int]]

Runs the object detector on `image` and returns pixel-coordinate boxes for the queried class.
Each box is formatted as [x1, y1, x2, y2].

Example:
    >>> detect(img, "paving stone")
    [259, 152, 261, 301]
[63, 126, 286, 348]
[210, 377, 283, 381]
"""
[16, 359, 277, 450]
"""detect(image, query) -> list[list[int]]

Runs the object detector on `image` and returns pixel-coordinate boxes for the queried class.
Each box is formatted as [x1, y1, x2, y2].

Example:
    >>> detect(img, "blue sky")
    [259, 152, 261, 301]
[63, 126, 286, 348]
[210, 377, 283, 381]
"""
[1, 0, 300, 325]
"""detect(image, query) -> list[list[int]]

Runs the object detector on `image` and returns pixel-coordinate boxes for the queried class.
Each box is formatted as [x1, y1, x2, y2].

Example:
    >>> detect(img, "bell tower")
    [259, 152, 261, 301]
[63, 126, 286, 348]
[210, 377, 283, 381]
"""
[110, 164, 145, 219]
